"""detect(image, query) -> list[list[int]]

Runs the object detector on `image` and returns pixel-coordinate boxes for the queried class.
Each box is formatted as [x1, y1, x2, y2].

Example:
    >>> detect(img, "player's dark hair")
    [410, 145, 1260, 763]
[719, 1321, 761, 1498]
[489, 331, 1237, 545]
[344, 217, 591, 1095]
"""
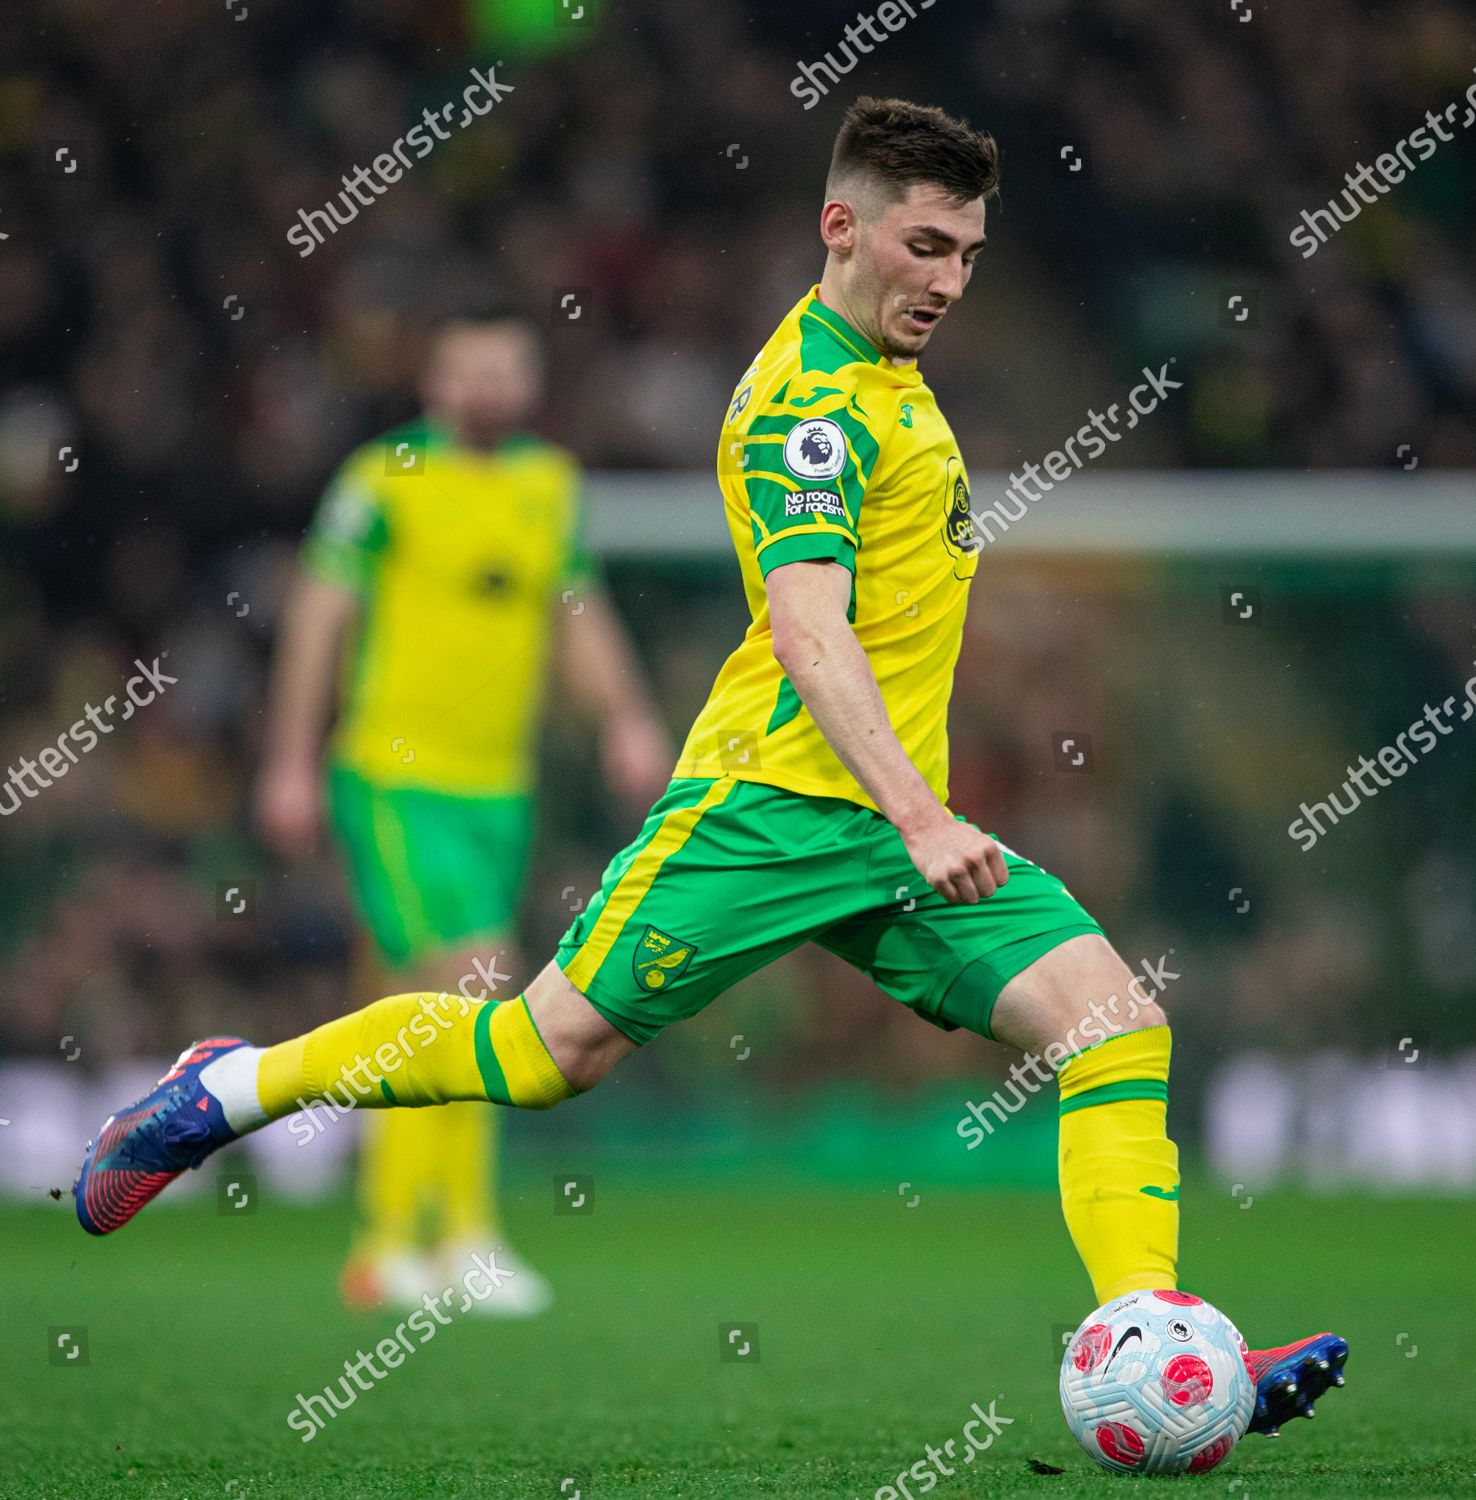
[827, 96, 1000, 207]
[427, 302, 540, 343]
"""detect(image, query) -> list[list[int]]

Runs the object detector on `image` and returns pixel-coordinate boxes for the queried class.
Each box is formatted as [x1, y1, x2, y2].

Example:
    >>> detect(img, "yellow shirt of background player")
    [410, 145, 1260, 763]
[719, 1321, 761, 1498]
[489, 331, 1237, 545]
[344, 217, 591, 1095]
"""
[303, 424, 592, 796]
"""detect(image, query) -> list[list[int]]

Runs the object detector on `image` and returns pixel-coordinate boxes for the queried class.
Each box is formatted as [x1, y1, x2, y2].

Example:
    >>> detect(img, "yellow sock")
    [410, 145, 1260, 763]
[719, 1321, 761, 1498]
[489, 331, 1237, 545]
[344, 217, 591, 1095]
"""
[437, 1103, 499, 1243]
[1057, 1024, 1179, 1305]
[257, 993, 574, 1119]
[355, 1109, 433, 1257]
[353, 1104, 497, 1256]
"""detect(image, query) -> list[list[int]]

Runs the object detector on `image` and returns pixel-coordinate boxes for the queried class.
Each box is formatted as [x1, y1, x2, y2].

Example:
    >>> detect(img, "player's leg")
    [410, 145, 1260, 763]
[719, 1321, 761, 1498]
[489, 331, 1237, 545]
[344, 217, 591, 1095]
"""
[818, 837, 1167, 1301]
[520, 959, 640, 1085]
[990, 933, 1348, 1433]
[345, 938, 546, 1311]
[357, 940, 518, 1238]
[225, 769, 820, 1131]
[74, 886, 621, 1239]
[260, 943, 632, 1120]
[987, 932, 1179, 1304]
[71, 959, 631, 1236]
[328, 772, 550, 1310]
[820, 824, 1346, 1434]
[72, 777, 749, 1234]
[327, 767, 466, 1297]
[342, 939, 440, 1309]
[392, 938, 554, 1316]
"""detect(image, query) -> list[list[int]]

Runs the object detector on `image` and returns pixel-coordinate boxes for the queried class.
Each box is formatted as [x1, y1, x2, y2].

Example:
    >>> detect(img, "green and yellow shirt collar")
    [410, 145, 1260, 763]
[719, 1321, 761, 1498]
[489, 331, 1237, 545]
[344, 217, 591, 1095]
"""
[800, 287, 885, 365]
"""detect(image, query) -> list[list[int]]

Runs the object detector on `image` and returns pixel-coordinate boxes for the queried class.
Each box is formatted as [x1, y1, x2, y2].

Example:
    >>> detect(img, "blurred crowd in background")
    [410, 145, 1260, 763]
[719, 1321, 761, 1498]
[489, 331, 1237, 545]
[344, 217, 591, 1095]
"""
[2, 0, 1475, 1137]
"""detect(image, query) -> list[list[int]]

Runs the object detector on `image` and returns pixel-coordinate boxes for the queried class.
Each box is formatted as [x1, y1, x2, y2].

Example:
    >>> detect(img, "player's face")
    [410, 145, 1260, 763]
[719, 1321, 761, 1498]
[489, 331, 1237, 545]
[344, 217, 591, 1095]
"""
[423, 323, 544, 448]
[855, 183, 986, 359]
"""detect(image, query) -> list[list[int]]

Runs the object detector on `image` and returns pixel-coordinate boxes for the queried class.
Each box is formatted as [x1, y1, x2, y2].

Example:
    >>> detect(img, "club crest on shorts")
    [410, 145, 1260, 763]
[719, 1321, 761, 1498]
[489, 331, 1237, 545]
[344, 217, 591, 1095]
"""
[634, 925, 697, 990]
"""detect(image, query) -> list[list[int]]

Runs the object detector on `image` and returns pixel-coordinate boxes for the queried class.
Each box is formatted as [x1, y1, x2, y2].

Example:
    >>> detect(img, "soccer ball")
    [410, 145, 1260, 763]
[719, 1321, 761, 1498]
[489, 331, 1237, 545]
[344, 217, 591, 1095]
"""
[1059, 1289, 1255, 1476]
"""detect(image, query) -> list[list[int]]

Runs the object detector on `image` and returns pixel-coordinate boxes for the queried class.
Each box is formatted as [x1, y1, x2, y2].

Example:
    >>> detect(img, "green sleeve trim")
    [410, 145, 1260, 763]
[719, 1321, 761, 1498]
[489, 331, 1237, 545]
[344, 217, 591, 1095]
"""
[300, 537, 371, 594]
[302, 467, 390, 595]
[1058, 1079, 1168, 1116]
[473, 1001, 511, 1105]
[562, 486, 597, 590]
[378, 1076, 399, 1105]
[563, 554, 597, 593]
[757, 530, 855, 578]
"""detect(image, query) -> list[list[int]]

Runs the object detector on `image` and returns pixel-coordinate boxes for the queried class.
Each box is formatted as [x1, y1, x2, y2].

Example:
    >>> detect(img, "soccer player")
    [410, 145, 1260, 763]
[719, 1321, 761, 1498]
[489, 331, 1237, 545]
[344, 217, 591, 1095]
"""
[77, 98, 1345, 1434]
[252, 308, 671, 1312]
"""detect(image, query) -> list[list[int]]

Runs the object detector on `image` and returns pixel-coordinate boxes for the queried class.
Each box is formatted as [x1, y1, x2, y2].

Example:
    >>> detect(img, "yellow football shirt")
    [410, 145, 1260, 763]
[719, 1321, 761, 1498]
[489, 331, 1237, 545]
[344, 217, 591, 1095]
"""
[673, 287, 980, 811]
[302, 422, 592, 795]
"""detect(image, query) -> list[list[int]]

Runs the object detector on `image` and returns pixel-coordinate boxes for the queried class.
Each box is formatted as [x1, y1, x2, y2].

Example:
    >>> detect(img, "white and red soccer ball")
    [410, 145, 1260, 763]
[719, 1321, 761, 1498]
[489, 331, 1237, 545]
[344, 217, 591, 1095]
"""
[1059, 1289, 1255, 1476]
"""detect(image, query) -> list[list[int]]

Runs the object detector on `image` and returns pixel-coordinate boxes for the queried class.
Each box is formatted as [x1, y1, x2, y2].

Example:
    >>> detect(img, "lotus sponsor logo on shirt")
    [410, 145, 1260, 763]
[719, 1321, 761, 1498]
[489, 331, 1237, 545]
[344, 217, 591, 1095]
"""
[941, 454, 979, 563]
[783, 418, 847, 481]
[784, 490, 847, 519]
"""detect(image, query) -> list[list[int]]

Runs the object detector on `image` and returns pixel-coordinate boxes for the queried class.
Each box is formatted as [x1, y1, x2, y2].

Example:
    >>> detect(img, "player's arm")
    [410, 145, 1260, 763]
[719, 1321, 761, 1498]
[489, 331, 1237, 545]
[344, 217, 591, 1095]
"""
[255, 467, 381, 858]
[745, 374, 1006, 902]
[554, 473, 671, 805]
[767, 559, 1007, 904]
[557, 584, 673, 807]
[255, 572, 358, 859]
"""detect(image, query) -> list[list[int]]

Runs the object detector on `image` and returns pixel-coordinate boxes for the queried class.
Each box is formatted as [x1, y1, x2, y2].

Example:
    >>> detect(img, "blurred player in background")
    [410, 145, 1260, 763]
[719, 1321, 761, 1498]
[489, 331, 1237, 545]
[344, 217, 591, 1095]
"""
[254, 308, 671, 1313]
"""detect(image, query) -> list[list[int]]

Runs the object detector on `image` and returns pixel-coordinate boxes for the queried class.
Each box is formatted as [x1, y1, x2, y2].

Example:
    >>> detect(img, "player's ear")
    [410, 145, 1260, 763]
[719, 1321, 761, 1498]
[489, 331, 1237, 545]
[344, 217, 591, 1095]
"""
[820, 198, 859, 257]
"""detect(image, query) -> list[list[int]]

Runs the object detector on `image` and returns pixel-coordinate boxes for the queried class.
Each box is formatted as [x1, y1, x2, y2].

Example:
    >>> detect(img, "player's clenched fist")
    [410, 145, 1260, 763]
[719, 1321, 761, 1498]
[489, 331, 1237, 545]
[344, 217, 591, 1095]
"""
[902, 817, 1009, 904]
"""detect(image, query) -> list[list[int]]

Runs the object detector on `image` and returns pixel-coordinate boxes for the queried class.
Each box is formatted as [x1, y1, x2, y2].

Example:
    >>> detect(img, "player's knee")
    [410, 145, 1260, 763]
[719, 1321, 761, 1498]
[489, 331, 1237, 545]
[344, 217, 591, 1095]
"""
[540, 1034, 605, 1095]
[1088, 958, 1169, 1041]
[990, 936, 1173, 1056]
[524, 961, 639, 1093]
[1122, 997, 1169, 1033]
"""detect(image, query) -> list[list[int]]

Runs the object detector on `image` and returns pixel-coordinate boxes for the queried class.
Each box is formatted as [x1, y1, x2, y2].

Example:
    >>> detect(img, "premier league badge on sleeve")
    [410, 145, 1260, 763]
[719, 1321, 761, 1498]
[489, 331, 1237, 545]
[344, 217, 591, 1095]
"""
[783, 418, 848, 481]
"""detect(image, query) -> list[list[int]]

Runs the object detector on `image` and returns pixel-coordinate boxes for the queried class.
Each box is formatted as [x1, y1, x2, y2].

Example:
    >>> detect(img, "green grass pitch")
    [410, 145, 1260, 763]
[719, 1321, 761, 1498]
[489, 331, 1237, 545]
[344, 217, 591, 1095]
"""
[4, 1180, 1472, 1497]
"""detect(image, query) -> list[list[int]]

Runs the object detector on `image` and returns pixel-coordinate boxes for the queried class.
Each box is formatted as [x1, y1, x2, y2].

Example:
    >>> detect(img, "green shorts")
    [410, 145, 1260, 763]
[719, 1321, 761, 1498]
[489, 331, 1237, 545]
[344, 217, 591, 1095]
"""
[327, 765, 534, 969]
[555, 776, 1104, 1045]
